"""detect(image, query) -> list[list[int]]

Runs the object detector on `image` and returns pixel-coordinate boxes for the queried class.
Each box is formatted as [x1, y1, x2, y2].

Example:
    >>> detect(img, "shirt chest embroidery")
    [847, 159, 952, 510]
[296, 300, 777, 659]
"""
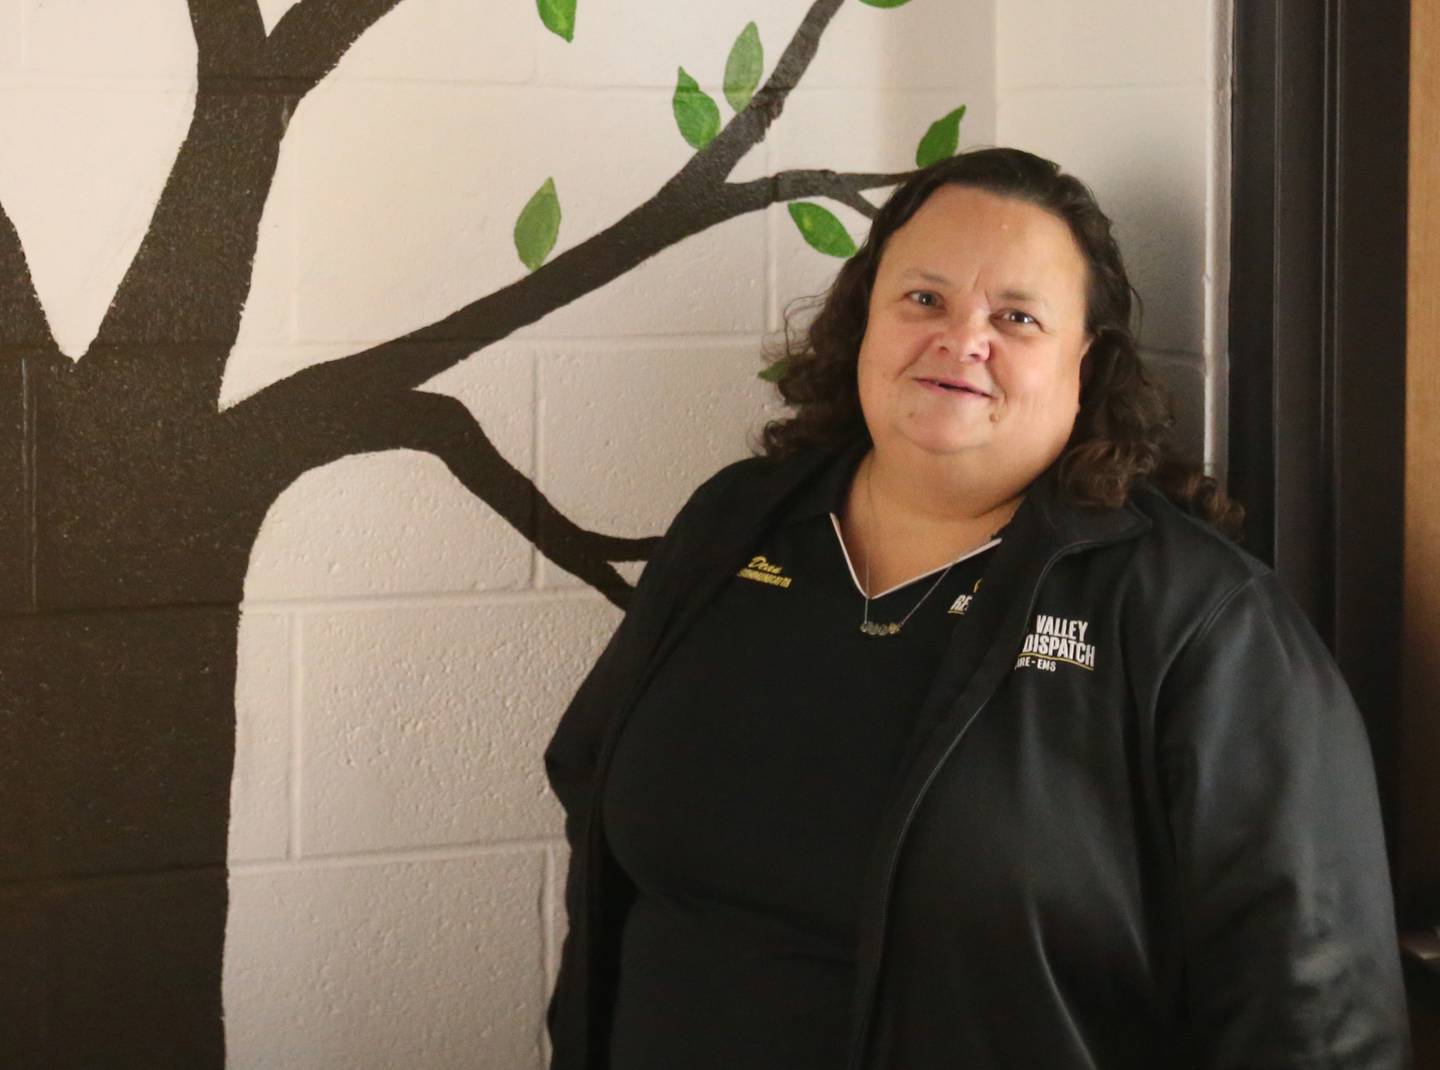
[737, 554, 794, 589]
[947, 577, 984, 615]
[1015, 613, 1096, 672]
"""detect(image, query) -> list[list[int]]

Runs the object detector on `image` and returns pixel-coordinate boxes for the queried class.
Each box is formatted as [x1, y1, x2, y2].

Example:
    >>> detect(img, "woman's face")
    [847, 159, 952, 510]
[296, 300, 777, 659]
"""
[856, 185, 1092, 484]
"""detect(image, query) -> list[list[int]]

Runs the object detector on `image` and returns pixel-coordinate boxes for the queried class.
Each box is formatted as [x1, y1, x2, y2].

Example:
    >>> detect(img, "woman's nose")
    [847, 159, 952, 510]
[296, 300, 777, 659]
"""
[934, 314, 992, 362]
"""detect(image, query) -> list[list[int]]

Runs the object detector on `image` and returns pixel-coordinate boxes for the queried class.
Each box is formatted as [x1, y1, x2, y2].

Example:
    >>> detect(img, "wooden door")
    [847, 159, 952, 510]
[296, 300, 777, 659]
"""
[1405, 0, 1440, 1058]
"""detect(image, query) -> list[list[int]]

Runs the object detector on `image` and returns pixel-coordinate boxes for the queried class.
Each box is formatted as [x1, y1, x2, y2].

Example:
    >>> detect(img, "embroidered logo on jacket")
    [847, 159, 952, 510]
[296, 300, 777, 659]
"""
[1015, 613, 1096, 672]
[949, 577, 984, 615]
[947, 594, 972, 615]
[737, 554, 793, 588]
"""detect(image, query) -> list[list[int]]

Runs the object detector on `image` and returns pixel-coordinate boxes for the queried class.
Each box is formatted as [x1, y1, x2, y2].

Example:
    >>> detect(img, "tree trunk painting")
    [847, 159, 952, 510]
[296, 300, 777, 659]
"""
[0, 0, 966, 1063]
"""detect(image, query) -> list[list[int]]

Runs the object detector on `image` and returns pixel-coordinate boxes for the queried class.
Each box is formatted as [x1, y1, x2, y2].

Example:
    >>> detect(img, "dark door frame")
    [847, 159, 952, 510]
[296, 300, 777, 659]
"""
[1228, 0, 1410, 890]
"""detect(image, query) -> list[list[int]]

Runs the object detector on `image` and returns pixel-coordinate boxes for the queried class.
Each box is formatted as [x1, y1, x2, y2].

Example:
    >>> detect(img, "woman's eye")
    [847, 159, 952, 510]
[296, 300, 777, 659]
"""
[1000, 309, 1038, 326]
[906, 290, 940, 308]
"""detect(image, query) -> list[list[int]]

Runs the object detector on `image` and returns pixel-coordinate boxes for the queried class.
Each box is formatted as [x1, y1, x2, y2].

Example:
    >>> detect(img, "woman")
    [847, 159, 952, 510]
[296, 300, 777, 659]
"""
[544, 148, 1409, 1068]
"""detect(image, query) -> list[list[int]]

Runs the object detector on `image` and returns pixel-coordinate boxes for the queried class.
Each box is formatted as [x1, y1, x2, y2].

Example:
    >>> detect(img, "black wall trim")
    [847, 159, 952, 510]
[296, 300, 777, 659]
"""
[1228, 0, 1409, 870]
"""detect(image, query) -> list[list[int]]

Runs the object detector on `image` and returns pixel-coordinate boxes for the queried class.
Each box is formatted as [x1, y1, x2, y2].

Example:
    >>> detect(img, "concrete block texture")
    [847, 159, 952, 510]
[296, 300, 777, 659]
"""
[2, 868, 228, 1067]
[242, 348, 535, 602]
[229, 611, 293, 864]
[997, 0, 1213, 91]
[537, 0, 994, 92]
[290, 81, 765, 347]
[997, 86, 1211, 355]
[771, 87, 997, 176]
[536, 342, 784, 585]
[224, 850, 548, 1069]
[317, 0, 536, 85]
[547, 841, 570, 988]
[2, 608, 240, 883]
[0, 81, 193, 357]
[0, 2, 23, 72]
[298, 597, 619, 855]
[18, 0, 197, 79]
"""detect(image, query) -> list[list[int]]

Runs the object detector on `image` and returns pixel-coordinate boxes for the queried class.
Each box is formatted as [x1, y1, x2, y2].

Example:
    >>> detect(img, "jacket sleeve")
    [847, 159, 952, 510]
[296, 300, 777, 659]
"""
[1156, 572, 1410, 1068]
[541, 461, 745, 1051]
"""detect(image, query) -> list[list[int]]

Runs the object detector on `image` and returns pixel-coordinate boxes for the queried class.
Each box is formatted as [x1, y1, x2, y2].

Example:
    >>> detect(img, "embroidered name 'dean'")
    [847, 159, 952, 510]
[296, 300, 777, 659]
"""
[737, 555, 793, 589]
[1015, 614, 1096, 672]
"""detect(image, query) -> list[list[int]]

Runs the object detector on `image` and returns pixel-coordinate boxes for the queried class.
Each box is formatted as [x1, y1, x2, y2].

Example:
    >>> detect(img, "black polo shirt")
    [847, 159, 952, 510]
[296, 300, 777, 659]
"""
[601, 448, 1000, 1070]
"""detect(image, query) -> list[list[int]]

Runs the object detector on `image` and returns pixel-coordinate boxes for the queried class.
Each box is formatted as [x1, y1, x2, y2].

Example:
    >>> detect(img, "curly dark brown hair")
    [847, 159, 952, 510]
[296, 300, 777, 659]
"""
[760, 146, 1242, 536]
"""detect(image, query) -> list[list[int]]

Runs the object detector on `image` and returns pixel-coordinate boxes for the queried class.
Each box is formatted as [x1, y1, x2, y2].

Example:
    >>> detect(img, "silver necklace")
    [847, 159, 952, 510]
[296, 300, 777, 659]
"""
[856, 460, 1007, 637]
[860, 559, 956, 636]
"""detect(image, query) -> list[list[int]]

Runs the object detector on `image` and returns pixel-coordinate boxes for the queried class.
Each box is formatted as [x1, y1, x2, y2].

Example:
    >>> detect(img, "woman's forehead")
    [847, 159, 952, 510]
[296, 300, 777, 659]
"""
[881, 186, 1086, 292]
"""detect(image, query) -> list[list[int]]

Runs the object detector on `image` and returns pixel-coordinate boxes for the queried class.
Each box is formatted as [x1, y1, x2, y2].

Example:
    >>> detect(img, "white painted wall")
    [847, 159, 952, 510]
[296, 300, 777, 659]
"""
[0, 0, 1231, 1064]
[996, 0, 1231, 471]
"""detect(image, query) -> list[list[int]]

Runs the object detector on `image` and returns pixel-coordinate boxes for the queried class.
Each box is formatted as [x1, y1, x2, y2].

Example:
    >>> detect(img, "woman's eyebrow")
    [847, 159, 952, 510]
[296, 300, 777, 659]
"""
[997, 287, 1049, 310]
[898, 268, 953, 287]
[895, 273, 1055, 315]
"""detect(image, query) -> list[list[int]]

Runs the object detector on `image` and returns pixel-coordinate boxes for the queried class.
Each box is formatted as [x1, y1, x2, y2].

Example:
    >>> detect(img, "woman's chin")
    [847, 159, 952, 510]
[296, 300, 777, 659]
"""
[889, 421, 994, 459]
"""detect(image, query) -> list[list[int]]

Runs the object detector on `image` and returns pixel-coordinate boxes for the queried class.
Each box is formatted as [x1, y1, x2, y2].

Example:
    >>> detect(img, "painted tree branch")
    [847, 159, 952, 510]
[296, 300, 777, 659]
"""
[730, 167, 915, 220]
[0, 198, 62, 363]
[81, 92, 290, 405]
[684, 0, 844, 184]
[230, 388, 658, 608]
[237, 0, 874, 417]
[264, 0, 408, 94]
[82, 0, 406, 405]
[228, 160, 902, 596]
[236, 161, 904, 437]
[231, 0, 913, 574]
[185, 0, 265, 78]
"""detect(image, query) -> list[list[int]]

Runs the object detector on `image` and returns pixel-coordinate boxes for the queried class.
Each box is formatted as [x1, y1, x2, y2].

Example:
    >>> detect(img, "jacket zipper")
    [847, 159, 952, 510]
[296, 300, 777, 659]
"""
[844, 540, 1105, 1070]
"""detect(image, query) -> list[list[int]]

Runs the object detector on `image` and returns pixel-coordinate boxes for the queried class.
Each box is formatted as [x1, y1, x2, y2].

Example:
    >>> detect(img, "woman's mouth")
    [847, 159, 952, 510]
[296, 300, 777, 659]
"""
[915, 377, 991, 398]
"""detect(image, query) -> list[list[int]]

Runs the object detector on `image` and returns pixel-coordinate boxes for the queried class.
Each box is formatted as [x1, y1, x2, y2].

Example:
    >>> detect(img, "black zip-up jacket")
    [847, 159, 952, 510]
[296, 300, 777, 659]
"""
[544, 444, 1410, 1069]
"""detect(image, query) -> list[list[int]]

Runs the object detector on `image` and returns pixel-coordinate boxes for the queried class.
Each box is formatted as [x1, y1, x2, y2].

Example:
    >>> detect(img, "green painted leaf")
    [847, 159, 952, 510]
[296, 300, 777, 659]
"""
[758, 358, 790, 383]
[514, 177, 561, 272]
[673, 67, 722, 149]
[788, 202, 857, 258]
[724, 22, 763, 113]
[536, 0, 576, 42]
[858, 0, 914, 7]
[915, 104, 967, 168]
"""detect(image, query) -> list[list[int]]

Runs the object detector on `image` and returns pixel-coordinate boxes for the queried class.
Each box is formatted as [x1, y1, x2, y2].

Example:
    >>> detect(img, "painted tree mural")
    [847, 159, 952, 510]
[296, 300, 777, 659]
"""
[0, 0, 968, 1063]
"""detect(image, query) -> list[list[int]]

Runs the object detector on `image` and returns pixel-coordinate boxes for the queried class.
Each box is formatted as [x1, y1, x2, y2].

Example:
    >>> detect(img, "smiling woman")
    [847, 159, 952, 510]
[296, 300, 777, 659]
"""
[543, 148, 1411, 1069]
[765, 148, 1224, 524]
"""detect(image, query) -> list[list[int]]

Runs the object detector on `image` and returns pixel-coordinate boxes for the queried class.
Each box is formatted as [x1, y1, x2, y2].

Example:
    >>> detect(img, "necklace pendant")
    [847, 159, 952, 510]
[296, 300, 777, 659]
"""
[860, 621, 902, 637]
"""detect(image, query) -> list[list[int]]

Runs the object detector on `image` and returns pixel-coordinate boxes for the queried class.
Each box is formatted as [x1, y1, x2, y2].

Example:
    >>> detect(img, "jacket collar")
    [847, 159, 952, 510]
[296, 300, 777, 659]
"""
[1020, 458, 1153, 548]
[778, 437, 870, 524]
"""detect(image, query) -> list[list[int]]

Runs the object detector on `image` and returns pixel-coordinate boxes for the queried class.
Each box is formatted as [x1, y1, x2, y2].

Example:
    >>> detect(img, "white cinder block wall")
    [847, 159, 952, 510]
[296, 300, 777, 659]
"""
[0, 0, 1228, 1065]
[996, 0, 1232, 469]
